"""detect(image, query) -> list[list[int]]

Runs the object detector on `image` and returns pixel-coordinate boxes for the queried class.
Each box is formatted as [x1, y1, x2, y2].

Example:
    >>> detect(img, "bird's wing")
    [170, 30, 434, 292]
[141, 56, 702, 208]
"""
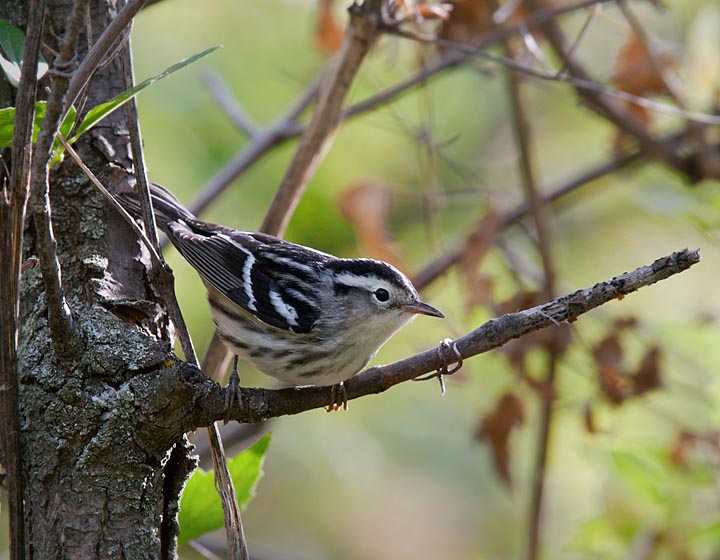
[167, 221, 322, 333]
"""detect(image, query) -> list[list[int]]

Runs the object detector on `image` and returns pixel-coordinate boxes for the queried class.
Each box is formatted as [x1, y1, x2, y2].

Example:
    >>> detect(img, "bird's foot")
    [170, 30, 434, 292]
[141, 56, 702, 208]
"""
[326, 381, 348, 412]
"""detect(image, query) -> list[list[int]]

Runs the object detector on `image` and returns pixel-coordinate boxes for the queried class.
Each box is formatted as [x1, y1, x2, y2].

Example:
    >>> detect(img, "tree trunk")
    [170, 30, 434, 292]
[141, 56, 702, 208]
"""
[2, 1, 197, 557]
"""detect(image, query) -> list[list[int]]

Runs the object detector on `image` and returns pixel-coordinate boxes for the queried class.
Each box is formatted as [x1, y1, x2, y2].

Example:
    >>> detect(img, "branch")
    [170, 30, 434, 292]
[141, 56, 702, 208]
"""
[201, 70, 261, 137]
[29, 1, 87, 359]
[501, 31, 559, 560]
[63, 0, 149, 115]
[163, 249, 701, 426]
[260, 0, 384, 236]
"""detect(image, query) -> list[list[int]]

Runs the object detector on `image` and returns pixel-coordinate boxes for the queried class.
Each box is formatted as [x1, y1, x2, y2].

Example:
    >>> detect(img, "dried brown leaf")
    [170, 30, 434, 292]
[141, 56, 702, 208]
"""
[315, 0, 344, 54]
[612, 32, 672, 97]
[610, 32, 675, 151]
[613, 316, 640, 330]
[593, 335, 629, 405]
[475, 392, 525, 487]
[440, 0, 553, 46]
[459, 209, 501, 311]
[670, 430, 696, 468]
[439, 0, 495, 45]
[632, 345, 662, 396]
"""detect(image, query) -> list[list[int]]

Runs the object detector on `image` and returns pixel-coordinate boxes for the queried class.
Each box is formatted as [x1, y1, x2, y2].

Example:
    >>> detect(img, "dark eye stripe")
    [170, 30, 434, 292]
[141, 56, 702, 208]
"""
[333, 282, 351, 296]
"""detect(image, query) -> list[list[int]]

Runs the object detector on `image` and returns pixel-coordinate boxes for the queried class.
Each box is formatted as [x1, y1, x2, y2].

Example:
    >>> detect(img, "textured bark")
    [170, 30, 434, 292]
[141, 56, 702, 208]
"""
[0, 1, 197, 558]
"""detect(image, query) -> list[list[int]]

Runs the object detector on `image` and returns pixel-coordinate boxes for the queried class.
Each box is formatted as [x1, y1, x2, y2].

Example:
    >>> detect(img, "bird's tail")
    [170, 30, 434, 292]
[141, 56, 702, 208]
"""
[118, 182, 195, 231]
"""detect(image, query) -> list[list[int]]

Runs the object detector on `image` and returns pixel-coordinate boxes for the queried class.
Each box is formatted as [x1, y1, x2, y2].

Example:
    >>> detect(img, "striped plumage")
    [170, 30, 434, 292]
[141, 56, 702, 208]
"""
[120, 184, 443, 387]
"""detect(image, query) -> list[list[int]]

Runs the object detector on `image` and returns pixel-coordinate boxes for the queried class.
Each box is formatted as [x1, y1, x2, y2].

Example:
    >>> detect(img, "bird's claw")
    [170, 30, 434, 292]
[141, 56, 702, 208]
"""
[224, 356, 241, 423]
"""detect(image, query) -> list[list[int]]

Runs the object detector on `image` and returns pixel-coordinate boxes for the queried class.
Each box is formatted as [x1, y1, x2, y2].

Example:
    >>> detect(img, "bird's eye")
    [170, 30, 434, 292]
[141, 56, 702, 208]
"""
[374, 288, 390, 302]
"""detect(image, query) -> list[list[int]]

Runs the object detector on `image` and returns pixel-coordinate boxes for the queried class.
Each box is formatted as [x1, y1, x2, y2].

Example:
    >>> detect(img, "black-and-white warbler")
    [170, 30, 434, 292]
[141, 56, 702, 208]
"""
[120, 183, 444, 408]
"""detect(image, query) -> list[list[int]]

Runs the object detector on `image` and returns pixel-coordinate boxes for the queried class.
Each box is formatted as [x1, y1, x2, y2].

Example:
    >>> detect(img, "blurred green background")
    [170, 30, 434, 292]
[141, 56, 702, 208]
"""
[5, 0, 720, 558]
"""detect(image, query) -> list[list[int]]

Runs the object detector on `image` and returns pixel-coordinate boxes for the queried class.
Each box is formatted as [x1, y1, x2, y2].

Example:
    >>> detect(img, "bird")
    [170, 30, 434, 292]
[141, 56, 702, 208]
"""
[119, 183, 444, 412]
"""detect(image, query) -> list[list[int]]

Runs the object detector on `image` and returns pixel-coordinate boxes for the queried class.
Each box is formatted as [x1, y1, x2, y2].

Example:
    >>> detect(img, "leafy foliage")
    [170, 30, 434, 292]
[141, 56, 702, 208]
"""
[177, 435, 271, 547]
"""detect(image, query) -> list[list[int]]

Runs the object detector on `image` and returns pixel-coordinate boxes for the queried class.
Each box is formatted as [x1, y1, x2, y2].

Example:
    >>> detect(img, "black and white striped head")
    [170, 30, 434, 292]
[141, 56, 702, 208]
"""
[326, 259, 443, 320]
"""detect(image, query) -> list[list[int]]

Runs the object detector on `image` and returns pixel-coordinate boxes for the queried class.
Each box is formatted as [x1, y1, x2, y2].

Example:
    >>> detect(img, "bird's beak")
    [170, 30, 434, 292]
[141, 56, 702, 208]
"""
[403, 300, 444, 318]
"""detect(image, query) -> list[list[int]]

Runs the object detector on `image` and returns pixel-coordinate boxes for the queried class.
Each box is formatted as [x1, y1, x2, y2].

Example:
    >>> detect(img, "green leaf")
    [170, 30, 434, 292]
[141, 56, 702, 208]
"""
[0, 106, 17, 147]
[70, 45, 220, 143]
[0, 101, 47, 149]
[178, 434, 270, 547]
[0, 19, 48, 87]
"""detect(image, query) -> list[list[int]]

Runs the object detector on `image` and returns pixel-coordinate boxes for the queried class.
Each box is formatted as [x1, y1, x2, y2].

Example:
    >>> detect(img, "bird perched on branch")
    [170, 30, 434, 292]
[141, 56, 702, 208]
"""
[120, 183, 444, 413]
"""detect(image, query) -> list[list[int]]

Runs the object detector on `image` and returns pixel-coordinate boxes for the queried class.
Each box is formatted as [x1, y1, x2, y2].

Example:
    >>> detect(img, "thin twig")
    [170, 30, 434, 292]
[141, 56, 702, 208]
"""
[502, 34, 558, 560]
[505, 48, 555, 297]
[0, 2, 46, 557]
[55, 136, 163, 266]
[201, 70, 261, 137]
[64, 0, 149, 115]
[260, 0, 384, 236]
[555, 4, 601, 77]
[29, 0, 89, 360]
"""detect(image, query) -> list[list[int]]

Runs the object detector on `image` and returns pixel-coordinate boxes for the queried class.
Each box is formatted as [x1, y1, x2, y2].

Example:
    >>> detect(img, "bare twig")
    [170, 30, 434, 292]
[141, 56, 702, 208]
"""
[260, 0, 385, 236]
[500, 31, 561, 558]
[121, 40, 250, 560]
[55, 135, 164, 267]
[29, 0, 88, 360]
[506, 53, 555, 297]
[63, 0, 149, 115]
[201, 70, 261, 137]
[187, 250, 700, 422]
[555, 4, 601, 77]
[0, 2, 46, 557]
